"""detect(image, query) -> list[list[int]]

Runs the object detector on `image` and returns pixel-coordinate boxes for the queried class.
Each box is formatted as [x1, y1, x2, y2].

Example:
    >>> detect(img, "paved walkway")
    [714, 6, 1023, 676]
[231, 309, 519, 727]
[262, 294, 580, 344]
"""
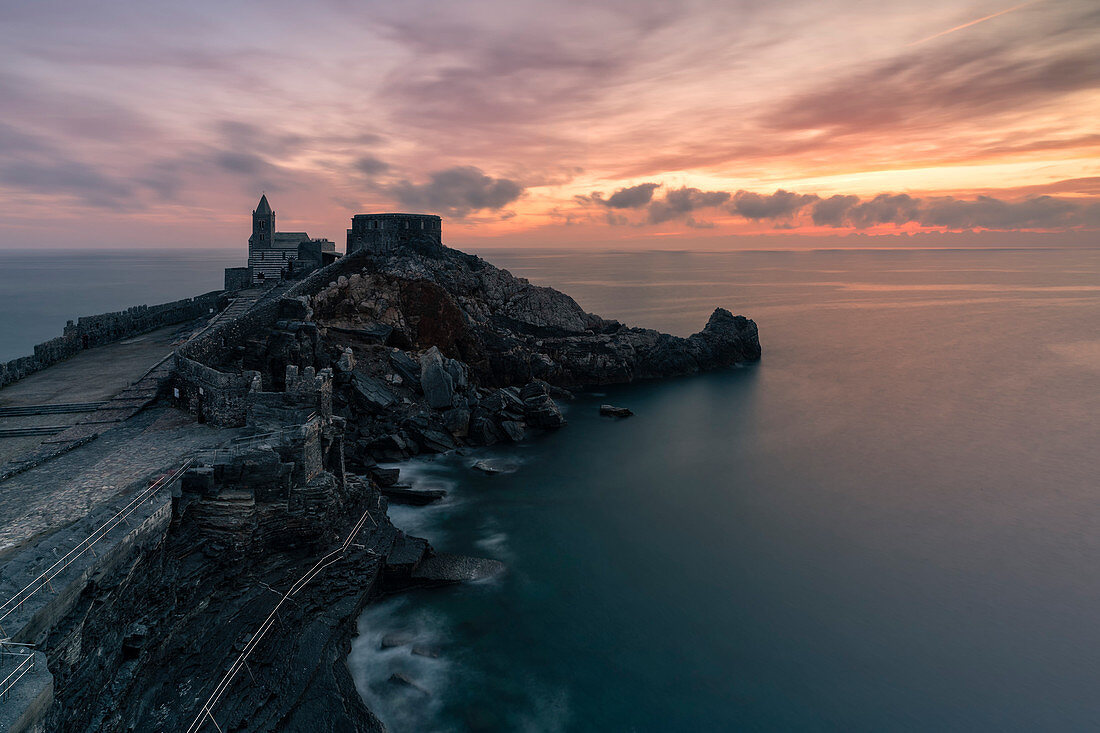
[0, 406, 239, 558]
[0, 324, 190, 465]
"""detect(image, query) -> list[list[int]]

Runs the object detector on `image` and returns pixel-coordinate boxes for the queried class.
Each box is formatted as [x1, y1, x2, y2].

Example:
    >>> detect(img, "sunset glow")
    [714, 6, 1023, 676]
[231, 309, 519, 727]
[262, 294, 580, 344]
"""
[1, 0, 1097, 249]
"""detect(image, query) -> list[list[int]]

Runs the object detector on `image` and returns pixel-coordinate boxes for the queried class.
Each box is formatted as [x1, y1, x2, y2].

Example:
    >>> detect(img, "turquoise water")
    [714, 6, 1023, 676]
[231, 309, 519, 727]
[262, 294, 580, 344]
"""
[349, 247, 1100, 731]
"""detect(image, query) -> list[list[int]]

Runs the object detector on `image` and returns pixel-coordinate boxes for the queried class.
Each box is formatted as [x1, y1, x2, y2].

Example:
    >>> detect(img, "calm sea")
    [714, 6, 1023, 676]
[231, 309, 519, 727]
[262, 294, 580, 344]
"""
[3, 246, 1099, 730]
[0, 249, 235, 362]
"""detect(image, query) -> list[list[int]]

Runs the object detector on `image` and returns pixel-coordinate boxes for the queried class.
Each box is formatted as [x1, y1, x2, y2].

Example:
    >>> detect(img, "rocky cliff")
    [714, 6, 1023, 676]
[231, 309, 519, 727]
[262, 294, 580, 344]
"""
[210, 241, 759, 468]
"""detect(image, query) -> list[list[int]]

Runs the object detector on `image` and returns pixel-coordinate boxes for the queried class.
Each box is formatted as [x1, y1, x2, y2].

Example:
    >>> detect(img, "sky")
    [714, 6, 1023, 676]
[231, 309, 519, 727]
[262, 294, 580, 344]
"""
[0, 0, 1098, 250]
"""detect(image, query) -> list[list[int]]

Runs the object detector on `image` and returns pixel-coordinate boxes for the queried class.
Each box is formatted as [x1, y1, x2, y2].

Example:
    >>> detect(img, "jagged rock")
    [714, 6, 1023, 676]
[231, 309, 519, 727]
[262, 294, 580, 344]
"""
[381, 484, 447, 505]
[352, 373, 396, 411]
[370, 466, 400, 486]
[389, 349, 421, 385]
[600, 405, 633, 418]
[419, 346, 455, 409]
[386, 534, 429, 573]
[442, 407, 471, 436]
[520, 381, 565, 429]
[336, 347, 356, 373]
[409, 427, 456, 453]
[468, 415, 501, 445]
[330, 323, 393, 344]
[500, 420, 525, 442]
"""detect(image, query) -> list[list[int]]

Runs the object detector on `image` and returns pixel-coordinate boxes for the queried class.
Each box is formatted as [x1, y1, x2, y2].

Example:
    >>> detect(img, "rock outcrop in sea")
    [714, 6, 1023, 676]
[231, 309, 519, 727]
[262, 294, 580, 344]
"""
[213, 238, 760, 467]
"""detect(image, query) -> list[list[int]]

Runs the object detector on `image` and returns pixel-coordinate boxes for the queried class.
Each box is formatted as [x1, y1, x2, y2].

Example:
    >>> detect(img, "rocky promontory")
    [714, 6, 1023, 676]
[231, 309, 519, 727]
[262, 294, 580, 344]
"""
[209, 238, 759, 467]
[23, 238, 759, 732]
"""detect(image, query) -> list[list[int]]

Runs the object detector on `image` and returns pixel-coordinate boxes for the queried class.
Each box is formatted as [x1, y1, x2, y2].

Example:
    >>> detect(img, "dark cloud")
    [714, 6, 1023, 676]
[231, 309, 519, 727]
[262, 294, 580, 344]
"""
[384, 166, 523, 217]
[648, 187, 731, 223]
[766, 20, 1100, 136]
[355, 155, 390, 176]
[0, 159, 134, 209]
[731, 189, 818, 219]
[214, 152, 269, 175]
[811, 195, 860, 226]
[581, 181, 1100, 231]
[808, 192, 1099, 230]
[847, 193, 922, 227]
[601, 183, 661, 209]
[919, 195, 1093, 230]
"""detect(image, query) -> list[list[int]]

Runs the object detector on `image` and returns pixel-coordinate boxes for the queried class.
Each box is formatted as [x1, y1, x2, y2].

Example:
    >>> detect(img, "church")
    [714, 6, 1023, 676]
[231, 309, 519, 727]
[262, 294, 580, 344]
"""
[224, 194, 338, 290]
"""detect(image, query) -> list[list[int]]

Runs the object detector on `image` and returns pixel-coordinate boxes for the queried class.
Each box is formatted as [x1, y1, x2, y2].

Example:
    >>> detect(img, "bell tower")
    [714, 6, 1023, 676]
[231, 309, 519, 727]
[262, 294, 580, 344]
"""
[249, 194, 275, 250]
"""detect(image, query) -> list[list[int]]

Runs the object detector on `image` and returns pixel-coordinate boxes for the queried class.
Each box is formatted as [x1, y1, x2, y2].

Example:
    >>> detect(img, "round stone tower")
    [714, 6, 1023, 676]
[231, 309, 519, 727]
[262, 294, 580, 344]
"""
[346, 213, 443, 255]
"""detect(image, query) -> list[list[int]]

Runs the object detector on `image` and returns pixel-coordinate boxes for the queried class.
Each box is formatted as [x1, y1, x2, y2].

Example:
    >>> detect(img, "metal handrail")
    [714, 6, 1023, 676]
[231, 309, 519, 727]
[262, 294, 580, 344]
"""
[0, 648, 34, 699]
[185, 501, 378, 733]
[0, 460, 193, 627]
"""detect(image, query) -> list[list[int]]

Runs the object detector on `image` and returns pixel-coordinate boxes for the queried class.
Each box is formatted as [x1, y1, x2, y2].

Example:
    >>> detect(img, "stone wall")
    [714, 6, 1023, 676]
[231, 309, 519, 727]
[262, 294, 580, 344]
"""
[0, 291, 226, 389]
[346, 213, 442, 256]
[224, 267, 252, 292]
[172, 355, 258, 427]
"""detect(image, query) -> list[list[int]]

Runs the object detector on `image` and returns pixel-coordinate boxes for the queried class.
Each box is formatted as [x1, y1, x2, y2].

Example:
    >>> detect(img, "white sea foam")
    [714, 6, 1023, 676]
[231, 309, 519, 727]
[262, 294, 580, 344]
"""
[348, 596, 455, 732]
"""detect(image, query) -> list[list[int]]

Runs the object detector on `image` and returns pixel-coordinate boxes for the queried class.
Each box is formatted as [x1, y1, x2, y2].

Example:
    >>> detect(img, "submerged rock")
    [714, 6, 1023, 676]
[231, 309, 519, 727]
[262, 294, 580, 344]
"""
[412, 553, 506, 583]
[600, 404, 634, 418]
[472, 460, 501, 474]
[380, 632, 414, 650]
[387, 672, 431, 696]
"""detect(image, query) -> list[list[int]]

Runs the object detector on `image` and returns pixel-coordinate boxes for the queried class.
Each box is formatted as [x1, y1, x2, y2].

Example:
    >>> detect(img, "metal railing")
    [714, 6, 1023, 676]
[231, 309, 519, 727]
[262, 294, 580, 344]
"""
[0, 641, 36, 700]
[185, 500, 378, 733]
[0, 460, 193, 634]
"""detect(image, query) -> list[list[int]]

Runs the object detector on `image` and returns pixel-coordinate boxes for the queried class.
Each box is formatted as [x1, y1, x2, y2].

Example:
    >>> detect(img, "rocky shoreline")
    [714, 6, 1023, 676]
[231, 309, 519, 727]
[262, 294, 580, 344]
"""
[30, 238, 760, 731]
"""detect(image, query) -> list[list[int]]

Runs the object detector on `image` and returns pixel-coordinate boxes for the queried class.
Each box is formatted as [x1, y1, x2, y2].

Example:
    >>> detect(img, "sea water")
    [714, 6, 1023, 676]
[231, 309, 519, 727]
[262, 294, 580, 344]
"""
[347, 247, 1100, 731]
[0, 249, 235, 362]
[4, 246, 1099, 730]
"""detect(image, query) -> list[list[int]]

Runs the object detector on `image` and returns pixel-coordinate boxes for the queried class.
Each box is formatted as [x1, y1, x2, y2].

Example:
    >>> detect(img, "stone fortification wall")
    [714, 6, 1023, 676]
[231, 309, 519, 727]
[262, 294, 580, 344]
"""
[346, 213, 442, 256]
[0, 291, 226, 389]
[174, 251, 372, 427]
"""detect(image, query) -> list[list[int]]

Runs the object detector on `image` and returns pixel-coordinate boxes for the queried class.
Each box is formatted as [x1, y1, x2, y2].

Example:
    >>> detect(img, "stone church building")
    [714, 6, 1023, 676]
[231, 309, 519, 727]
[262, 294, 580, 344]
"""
[225, 195, 445, 291]
[224, 194, 338, 290]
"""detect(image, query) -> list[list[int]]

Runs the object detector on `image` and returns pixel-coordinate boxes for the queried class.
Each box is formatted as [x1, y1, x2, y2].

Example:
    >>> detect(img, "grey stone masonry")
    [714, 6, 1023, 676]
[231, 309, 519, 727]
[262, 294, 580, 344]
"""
[346, 213, 442, 256]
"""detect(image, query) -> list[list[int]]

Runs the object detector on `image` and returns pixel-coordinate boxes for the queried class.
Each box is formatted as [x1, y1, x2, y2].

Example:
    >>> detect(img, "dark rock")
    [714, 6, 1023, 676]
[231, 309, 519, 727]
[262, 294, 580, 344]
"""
[442, 407, 471, 436]
[352, 373, 396, 411]
[411, 645, 441, 659]
[411, 553, 506, 583]
[370, 466, 400, 486]
[467, 415, 501, 445]
[380, 632, 414, 650]
[419, 346, 455, 409]
[389, 349, 421, 385]
[381, 484, 447, 505]
[499, 420, 525, 442]
[472, 460, 501, 474]
[407, 426, 456, 453]
[329, 323, 394, 344]
[385, 534, 430, 573]
[520, 380, 566, 429]
[600, 404, 633, 418]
